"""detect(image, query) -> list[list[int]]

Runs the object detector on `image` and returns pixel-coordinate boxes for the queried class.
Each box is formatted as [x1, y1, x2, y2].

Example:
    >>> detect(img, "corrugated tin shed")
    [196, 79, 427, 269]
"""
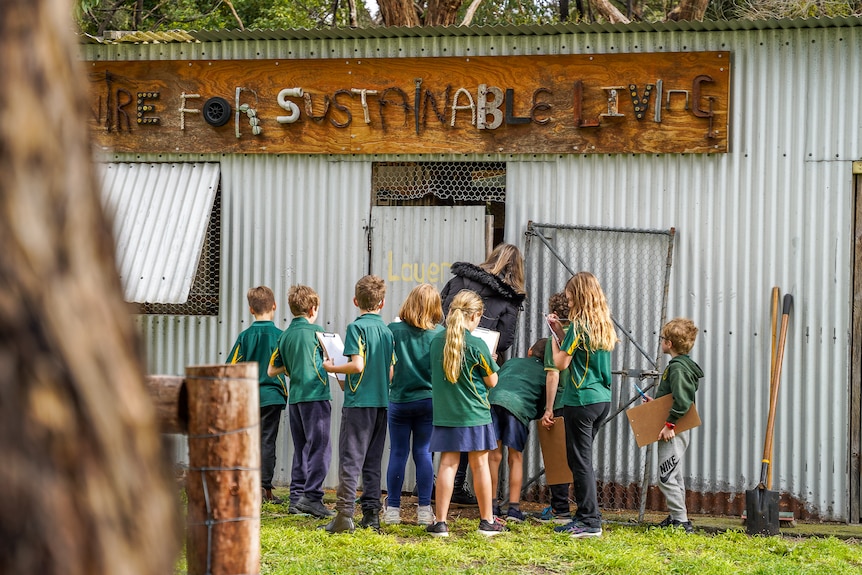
[86, 16, 862, 522]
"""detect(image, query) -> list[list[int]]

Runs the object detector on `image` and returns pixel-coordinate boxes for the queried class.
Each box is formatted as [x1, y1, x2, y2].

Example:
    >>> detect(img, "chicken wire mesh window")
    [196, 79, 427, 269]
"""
[373, 161, 506, 205]
[139, 189, 221, 316]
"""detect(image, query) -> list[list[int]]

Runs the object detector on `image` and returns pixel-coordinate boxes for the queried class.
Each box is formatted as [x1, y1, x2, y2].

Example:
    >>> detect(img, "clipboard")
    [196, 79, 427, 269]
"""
[316, 332, 348, 382]
[472, 327, 500, 354]
[626, 394, 701, 448]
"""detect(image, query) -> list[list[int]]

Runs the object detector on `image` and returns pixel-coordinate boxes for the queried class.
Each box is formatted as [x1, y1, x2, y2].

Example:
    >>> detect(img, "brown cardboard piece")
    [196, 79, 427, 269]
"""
[626, 394, 701, 448]
[537, 417, 574, 485]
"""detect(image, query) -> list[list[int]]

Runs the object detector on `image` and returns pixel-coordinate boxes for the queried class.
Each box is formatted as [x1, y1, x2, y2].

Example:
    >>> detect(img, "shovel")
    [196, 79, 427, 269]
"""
[745, 293, 792, 536]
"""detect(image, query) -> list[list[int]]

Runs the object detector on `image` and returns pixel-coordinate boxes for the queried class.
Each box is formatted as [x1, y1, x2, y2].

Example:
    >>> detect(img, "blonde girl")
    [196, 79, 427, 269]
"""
[547, 271, 618, 539]
[384, 284, 444, 526]
[426, 290, 503, 537]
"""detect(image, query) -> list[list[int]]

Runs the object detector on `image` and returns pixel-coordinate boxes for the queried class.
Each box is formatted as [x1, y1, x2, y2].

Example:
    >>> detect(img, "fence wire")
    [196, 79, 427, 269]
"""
[516, 223, 675, 520]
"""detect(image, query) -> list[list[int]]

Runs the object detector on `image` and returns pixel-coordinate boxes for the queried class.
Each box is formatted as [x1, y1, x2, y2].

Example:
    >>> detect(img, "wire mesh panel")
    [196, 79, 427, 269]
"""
[519, 223, 675, 516]
[373, 162, 506, 204]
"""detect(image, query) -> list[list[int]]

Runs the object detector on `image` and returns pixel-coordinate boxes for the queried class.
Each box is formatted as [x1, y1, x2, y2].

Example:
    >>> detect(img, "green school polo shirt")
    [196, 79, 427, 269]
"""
[388, 321, 444, 404]
[430, 329, 500, 427]
[488, 356, 547, 426]
[343, 313, 395, 408]
[270, 316, 331, 404]
[227, 320, 286, 408]
[543, 338, 566, 411]
[559, 324, 612, 407]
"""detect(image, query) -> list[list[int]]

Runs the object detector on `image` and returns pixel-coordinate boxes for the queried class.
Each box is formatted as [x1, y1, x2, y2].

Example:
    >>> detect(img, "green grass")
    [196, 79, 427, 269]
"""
[248, 507, 862, 575]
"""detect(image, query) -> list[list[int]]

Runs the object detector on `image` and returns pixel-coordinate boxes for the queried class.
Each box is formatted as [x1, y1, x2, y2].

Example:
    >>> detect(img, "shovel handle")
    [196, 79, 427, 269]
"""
[762, 294, 793, 463]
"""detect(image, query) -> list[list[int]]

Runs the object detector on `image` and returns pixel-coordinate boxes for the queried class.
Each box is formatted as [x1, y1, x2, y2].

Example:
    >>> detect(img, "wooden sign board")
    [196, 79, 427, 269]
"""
[626, 394, 701, 448]
[86, 52, 729, 155]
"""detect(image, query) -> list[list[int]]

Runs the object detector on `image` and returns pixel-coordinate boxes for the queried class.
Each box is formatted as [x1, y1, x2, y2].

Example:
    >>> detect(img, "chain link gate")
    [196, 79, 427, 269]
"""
[517, 222, 675, 521]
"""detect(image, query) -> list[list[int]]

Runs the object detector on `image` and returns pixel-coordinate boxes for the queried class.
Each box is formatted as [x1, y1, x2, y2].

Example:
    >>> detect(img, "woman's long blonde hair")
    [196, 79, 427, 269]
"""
[565, 272, 619, 352]
[442, 290, 484, 382]
[480, 243, 526, 295]
[398, 283, 443, 330]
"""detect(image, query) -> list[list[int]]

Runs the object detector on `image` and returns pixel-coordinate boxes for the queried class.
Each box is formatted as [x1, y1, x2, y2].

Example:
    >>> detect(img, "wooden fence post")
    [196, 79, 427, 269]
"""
[185, 363, 260, 575]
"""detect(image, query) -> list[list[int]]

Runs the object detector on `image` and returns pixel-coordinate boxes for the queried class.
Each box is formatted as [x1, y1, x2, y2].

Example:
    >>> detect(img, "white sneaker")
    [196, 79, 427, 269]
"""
[383, 506, 401, 525]
[417, 505, 435, 526]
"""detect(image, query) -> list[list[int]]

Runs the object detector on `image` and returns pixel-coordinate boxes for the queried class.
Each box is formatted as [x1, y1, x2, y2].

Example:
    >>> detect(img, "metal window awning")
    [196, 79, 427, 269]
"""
[97, 162, 220, 304]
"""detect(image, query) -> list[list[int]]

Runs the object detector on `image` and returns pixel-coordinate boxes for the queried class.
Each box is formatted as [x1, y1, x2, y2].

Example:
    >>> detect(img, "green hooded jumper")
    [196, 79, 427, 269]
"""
[655, 354, 704, 424]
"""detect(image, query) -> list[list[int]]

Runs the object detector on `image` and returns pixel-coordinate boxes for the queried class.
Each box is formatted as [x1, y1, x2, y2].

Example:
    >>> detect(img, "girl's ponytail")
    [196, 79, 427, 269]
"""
[442, 290, 484, 383]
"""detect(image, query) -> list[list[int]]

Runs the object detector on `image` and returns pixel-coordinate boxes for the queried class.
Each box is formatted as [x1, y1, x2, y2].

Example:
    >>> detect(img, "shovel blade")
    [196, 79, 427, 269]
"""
[745, 486, 780, 536]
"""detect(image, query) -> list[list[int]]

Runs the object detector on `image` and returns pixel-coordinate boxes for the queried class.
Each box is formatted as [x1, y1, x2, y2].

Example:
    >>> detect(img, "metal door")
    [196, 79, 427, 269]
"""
[370, 206, 486, 323]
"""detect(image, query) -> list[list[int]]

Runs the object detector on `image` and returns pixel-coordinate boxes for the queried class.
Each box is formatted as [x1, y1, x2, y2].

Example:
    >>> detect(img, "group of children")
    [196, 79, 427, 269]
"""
[228, 270, 704, 539]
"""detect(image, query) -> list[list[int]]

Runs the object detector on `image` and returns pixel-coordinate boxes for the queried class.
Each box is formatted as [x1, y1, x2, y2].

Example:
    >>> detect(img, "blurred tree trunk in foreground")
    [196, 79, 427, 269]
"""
[0, 0, 182, 573]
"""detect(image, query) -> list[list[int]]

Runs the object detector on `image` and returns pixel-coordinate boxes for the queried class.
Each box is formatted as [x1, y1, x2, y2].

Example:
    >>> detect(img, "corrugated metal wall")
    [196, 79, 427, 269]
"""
[89, 22, 861, 520]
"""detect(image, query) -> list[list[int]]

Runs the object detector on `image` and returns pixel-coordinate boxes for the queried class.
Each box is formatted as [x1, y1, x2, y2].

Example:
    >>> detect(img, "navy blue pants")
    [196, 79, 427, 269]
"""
[387, 398, 434, 507]
[562, 402, 609, 528]
[288, 400, 332, 505]
[260, 404, 284, 491]
[335, 406, 388, 515]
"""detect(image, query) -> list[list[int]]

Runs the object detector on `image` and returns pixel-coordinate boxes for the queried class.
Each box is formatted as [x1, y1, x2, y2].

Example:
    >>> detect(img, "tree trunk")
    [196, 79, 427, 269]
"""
[0, 0, 181, 573]
[589, 0, 631, 23]
[425, 0, 464, 25]
[377, 0, 422, 26]
[667, 0, 710, 21]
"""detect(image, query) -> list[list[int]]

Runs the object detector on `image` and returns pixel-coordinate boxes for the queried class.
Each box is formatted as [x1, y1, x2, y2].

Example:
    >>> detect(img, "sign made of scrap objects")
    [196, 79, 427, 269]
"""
[87, 52, 730, 155]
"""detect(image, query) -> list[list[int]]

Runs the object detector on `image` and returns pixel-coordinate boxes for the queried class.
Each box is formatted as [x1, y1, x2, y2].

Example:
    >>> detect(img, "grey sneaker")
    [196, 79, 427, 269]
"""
[416, 505, 435, 526]
[426, 521, 449, 537]
[383, 506, 401, 525]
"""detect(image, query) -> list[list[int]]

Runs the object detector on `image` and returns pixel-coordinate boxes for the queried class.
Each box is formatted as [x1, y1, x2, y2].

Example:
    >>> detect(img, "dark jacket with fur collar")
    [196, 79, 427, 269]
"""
[440, 262, 526, 355]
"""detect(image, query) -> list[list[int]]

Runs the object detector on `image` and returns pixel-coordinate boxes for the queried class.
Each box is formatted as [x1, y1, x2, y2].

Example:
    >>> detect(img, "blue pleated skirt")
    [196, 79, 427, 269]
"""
[429, 423, 497, 452]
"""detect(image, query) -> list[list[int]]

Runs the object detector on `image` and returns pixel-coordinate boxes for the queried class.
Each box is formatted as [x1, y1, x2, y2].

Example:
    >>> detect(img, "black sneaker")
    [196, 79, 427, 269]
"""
[506, 507, 526, 523]
[450, 487, 477, 506]
[294, 497, 335, 519]
[676, 520, 694, 534]
[477, 518, 508, 537]
[426, 521, 449, 538]
[359, 511, 381, 531]
[318, 512, 355, 534]
[654, 515, 693, 533]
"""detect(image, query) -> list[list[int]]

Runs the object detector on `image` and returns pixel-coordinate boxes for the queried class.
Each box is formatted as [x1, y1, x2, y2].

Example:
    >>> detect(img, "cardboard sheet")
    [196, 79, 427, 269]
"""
[626, 395, 701, 448]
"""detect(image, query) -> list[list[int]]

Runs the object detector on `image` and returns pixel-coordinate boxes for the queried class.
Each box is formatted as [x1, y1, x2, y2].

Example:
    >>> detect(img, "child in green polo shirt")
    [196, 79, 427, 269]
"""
[321, 275, 395, 534]
[426, 289, 503, 538]
[227, 286, 286, 505]
[384, 283, 444, 527]
[268, 285, 334, 519]
[487, 338, 548, 523]
[547, 272, 619, 539]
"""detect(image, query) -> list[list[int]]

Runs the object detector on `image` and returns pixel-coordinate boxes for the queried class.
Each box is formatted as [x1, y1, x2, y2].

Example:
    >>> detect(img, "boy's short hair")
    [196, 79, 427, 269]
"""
[288, 285, 319, 317]
[529, 338, 548, 360]
[247, 286, 275, 315]
[355, 275, 386, 311]
[662, 318, 698, 354]
[548, 292, 570, 321]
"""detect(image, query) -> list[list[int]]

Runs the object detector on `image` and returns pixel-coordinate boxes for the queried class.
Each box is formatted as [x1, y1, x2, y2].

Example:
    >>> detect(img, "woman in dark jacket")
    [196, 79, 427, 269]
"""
[440, 243, 527, 359]
[439, 242, 526, 507]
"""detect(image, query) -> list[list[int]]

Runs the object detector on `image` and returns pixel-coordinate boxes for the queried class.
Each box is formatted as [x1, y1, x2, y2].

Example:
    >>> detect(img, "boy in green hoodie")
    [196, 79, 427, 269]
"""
[654, 317, 704, 534]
